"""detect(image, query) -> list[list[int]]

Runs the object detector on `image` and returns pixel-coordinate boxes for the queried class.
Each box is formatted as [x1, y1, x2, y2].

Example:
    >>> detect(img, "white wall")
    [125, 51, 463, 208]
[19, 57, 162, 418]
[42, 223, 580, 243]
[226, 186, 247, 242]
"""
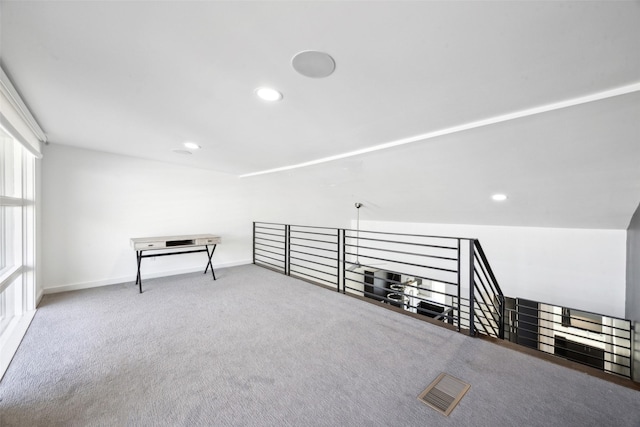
[41, 144, 253, 293]
[358, 220, 627, 318]
[41, 144, 628, 320]
[41, 145, 357, 294]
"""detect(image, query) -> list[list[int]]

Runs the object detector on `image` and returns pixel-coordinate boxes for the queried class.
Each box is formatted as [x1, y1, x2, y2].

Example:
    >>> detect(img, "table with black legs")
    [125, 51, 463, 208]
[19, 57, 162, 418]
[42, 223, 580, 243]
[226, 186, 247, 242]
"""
[130, 234, 221, 293]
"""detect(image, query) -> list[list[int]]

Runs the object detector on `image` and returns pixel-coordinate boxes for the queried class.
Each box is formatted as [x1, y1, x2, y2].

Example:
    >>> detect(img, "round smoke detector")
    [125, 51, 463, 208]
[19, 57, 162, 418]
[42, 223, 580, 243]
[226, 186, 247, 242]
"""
[291, 51, 335, 78]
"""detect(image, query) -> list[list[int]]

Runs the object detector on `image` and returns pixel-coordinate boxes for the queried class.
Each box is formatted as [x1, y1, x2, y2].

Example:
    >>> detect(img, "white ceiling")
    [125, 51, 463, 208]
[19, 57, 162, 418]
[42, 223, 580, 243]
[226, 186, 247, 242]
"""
[1, 1, 639, 229]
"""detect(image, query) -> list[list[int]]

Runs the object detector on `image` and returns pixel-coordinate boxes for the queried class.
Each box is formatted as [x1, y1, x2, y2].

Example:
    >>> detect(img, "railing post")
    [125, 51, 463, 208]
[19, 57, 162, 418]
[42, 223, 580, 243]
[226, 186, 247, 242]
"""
[341, 229, 346, 294]
[252, 222, 256, 265]
[468, 239, 475, 337]
[632, 321, 638, 382]
[285, 224, 291, 276]
[499, 294, 505, 339]
[336, 228, 341, 292]
[457, 238, 461, 332]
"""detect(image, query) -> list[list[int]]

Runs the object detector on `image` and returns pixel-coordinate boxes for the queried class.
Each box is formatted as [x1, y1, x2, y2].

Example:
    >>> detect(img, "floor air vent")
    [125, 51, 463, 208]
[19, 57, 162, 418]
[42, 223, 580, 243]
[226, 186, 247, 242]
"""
[418, 373, 470, 416]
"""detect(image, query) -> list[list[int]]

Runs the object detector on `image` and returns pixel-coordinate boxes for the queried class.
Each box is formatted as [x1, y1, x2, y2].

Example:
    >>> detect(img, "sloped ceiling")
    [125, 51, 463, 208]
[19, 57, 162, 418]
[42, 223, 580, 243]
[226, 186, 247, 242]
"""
[1, 1, 639, 229]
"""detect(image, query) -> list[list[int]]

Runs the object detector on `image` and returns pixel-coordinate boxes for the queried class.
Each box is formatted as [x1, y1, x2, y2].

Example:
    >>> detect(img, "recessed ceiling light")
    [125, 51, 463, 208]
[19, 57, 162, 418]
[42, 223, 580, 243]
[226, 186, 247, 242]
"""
[183, 141, 201, 150]
[255, 87, 283, 101]
[172, 149, 192, 155]
[492, 194, 508, 201]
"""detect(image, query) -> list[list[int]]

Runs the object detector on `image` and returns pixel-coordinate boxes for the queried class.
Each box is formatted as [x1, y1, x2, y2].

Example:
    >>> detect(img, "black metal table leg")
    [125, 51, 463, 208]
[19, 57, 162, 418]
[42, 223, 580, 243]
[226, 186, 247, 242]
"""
[136, 250, 143, 293]
[204, 244, 217, 280]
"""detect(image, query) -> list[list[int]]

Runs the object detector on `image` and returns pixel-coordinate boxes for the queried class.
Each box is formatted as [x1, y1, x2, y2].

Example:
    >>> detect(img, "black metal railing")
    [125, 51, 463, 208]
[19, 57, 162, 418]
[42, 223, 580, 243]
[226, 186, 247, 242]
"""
[289, 225, 340, 290]
[504, 298, 633, 379]
[252, 221, 633, 380]
[253, 222, 503, 338]
[253, 222, 287, 274]
[472, 240, 505, 339]
[342, 227, 467, 331]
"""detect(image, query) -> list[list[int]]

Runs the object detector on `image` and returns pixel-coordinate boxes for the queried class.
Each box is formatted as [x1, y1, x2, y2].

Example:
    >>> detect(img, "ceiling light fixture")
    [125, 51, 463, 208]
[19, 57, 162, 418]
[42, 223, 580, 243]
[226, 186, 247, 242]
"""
[255, 87, 283, 101]
[492, 194, 508, 201]
[183, 141, 201, 150]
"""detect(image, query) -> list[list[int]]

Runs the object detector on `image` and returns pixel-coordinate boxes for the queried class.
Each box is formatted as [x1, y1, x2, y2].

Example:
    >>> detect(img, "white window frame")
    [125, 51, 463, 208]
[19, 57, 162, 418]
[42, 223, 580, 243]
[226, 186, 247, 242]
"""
[0, 127, 37, 379]
[0, 64, 43, 379]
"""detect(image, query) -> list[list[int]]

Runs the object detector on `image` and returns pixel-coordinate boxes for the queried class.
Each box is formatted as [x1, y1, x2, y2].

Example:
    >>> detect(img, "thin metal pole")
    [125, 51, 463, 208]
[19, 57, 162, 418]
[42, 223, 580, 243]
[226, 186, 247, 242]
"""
[631, 322, 636, 381]
[336, 228, 340, 292]
[285, 224, 290, 276]
[457, 238, 461, 332]
[468, 239, 475, 337]
[499, 295, 505, 339]
[342, 229, 347, 294]
[252, 222, 256, 265]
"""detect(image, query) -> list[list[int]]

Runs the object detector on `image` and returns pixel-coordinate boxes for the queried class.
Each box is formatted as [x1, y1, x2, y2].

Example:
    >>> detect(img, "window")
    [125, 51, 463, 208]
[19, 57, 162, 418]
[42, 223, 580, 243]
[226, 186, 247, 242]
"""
[0, 123, 36, 376]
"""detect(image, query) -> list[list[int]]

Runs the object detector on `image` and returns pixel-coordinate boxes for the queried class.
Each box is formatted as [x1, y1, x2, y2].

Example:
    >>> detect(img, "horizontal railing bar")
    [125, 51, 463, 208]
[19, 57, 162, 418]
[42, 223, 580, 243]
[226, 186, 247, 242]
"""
[255, 236, 286, 245]
[534, 329, 631, 351]
[409, 306, 457, 322]
[509, 319, 631, 350]
[535, 323, 631, 343]
[509, 337, 629, 369]
[541, 345, 631, 366]
[342, 278, 460, 313]
[255, 259, 284, 271]
[344, 242, 458, 262]
[289, 242, 338, 254]
[287, 223, 341, 231]
[343, 227, 467, 241]
[254, 247, 285, 258]
[289, 263, 337, 279]
[255, 253, 286, 264]
[513, 303, 631, 324]
[549, 348, 631, 363]
[344, 251, 459, 274]
[511, 304, 630, 330]
[510, 306, 631, 333]
[345, 235, 458, 251]
[255, 230, 286, 238]
[290, 236, 339, 245]
[290, 229, 339, 238]
[344, 267, 459, 287]
[289, 269, 335, 286]
[254, 221, 287, 227]
[290, 256, 336, 270]
[254, 228, 285, 235]
[395, 285, 455, 301]
[290, 251, 337, 268]
[255, 242, 286, 251]
[289, 249, 338, 262]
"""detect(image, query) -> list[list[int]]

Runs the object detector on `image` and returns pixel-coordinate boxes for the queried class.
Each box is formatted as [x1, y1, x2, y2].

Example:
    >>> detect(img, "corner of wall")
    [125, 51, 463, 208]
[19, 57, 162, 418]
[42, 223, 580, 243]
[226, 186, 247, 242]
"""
[626, 202, 640, 322]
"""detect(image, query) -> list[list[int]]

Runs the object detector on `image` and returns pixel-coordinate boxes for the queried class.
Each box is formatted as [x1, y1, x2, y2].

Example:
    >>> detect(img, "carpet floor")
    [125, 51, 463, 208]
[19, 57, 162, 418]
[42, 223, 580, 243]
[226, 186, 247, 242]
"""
[0, 264, 638, 426]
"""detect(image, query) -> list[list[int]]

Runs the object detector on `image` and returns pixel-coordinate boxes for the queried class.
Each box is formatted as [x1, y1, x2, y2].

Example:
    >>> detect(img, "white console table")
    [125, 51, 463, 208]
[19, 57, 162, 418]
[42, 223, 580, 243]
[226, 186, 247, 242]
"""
[130, 234, 221, 293]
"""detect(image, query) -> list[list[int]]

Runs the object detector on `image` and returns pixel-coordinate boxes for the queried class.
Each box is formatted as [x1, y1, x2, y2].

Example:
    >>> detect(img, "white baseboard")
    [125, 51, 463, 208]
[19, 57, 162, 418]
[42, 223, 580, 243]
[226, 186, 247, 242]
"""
[43, 259, 252, 295]
[0, 309, 37, 381]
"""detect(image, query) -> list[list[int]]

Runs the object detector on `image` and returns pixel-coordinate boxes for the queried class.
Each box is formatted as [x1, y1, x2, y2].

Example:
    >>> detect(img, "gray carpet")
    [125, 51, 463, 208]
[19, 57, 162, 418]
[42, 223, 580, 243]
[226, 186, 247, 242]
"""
[0, 264, 638, 426]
